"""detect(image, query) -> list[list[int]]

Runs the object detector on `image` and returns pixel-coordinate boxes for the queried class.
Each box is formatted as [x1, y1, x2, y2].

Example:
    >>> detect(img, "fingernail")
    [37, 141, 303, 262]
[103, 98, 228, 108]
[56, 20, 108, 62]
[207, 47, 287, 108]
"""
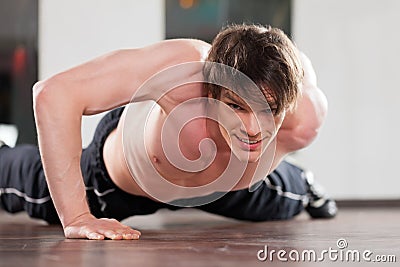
[90, 233, 100, 239]
[126, 234, 135, 239]
[133, 234, 140, 239]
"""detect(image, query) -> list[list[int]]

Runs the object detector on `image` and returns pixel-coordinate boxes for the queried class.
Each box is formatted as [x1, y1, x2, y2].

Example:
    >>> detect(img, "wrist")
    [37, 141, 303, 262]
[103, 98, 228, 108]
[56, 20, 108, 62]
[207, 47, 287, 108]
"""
[62, 210, 94, 228]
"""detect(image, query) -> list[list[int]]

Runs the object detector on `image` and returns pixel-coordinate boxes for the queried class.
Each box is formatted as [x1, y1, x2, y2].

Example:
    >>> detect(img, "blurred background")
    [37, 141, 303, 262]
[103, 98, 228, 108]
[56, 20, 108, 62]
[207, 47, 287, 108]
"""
[0, 0, 399, 201]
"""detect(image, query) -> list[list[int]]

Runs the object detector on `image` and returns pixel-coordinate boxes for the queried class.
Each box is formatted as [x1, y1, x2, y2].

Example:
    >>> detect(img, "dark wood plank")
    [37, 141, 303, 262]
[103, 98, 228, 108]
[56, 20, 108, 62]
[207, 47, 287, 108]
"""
[1, 208, 399, 266]
[337, 199, 400, 208]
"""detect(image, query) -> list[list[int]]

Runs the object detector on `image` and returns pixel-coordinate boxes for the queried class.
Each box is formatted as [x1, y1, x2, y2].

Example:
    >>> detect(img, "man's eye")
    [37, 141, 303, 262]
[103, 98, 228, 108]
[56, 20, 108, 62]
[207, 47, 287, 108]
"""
[264, 108, 277, 115]
[228, 103, 243, 110]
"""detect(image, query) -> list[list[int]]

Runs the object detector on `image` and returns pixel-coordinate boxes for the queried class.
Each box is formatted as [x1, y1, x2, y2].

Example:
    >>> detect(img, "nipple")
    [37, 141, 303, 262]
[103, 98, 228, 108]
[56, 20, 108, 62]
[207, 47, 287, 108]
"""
[153, 156, 159, 163]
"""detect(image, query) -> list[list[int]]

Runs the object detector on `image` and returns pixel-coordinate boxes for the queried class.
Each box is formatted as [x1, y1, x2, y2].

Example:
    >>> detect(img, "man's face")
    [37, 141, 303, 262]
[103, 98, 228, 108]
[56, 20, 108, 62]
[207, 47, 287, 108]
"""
[210, 89, 285, 163]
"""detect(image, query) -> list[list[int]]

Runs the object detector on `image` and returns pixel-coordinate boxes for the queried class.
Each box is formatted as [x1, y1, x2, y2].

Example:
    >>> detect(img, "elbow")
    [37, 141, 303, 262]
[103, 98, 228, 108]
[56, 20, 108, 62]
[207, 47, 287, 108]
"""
[295, 127, 319, 149]
[32, 80, 54, 129]
[32, 77, 84, 127]
[281, 127, 319, 152]
[32, 79, 46, 99]
[277, 126, 318, 153]
[32, 75, 67, 113]
[32, 80, 49, 113]
[32, 80, 58, 117]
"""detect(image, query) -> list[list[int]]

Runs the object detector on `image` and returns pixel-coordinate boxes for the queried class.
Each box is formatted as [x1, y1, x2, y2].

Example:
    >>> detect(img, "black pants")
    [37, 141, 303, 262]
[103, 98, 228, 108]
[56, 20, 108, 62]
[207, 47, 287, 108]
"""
[0, 107, 307, 224]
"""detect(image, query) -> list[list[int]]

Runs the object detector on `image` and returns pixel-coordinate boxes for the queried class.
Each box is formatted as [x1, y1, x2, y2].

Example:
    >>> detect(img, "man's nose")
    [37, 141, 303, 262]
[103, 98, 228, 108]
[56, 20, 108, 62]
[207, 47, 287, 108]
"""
[240, 114, 261, 137]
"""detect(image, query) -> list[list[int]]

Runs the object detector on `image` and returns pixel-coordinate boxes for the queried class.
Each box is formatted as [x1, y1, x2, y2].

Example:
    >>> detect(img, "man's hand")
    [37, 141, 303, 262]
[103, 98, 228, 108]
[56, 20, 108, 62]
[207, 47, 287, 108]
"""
[63, 213, 141, 240]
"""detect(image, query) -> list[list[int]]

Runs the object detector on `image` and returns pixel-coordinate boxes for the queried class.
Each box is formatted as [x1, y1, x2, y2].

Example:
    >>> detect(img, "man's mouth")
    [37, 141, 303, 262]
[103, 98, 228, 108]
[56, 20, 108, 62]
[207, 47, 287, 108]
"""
[234, 135, 263, 151]
[236, 136, 261, 144]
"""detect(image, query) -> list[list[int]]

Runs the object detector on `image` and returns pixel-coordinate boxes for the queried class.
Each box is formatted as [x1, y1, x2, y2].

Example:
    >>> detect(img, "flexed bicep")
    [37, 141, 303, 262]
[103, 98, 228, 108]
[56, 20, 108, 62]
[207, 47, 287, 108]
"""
[276, 51, 328, 154]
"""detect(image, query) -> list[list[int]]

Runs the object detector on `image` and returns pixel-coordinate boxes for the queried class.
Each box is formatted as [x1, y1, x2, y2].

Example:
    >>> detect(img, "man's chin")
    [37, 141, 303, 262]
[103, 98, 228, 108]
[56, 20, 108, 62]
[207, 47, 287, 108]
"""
[245, 154, 261, 163]
[231, 148, 262, 163]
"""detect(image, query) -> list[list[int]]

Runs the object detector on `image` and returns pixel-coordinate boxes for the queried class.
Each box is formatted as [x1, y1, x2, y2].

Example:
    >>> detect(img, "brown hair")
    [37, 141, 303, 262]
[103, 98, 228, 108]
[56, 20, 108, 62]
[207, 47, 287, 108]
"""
[204, 24, 303, 115]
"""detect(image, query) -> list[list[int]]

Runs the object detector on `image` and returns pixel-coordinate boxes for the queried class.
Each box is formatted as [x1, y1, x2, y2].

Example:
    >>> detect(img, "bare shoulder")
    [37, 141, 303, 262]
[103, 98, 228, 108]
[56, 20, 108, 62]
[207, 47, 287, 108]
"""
[138, 39, 211, 112]
[120, 38, 211, 104]
[298, 51, 317, 88]
[126, 38, 211, 64]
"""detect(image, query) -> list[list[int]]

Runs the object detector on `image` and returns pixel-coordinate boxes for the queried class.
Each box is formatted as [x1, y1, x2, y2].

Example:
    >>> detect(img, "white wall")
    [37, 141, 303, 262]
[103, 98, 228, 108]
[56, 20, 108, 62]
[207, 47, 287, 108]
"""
[293, 0, 400, 199]
[39, 0, 165, 147]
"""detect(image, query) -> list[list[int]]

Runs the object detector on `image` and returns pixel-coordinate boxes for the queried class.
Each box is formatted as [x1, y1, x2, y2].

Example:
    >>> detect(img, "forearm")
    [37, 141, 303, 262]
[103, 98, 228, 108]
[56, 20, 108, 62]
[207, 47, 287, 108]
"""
[33, 81, 90, 227]
[33, 77, 141, 240]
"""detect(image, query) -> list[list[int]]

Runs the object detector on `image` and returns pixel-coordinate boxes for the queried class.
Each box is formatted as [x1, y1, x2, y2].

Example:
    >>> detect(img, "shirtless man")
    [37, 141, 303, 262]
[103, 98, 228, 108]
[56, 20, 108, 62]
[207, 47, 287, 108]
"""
[0, 24, 337, 240]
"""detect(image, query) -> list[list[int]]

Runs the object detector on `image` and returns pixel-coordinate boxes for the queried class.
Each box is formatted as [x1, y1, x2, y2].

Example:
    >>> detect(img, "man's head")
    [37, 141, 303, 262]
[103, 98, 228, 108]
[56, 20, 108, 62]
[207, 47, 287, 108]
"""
[204, 24, 303, 162]
[206, 23, 303, 114]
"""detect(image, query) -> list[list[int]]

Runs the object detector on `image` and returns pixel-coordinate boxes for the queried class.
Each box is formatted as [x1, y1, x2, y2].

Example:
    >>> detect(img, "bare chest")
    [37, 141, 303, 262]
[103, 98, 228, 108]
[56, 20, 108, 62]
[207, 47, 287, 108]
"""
[106, 101, 271, 200]
[144, 101, 226, 187]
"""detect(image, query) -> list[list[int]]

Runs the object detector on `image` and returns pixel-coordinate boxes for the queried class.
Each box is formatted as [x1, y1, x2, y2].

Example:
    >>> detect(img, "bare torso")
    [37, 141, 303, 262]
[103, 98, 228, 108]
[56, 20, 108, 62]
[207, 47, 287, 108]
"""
[101, 42, 325, 203]
[103, 85, 274, 202]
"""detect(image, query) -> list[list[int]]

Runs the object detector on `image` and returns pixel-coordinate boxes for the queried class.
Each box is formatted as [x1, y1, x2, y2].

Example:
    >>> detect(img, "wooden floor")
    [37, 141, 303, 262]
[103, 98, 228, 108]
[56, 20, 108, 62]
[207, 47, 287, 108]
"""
[0, 207, 399, 267]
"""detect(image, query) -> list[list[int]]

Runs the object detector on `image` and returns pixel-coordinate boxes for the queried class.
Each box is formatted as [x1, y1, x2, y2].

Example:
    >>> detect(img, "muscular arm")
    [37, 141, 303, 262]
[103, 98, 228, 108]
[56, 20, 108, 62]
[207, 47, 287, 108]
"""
[270, 52, 328, 170]
[33, 39, 209, 239]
